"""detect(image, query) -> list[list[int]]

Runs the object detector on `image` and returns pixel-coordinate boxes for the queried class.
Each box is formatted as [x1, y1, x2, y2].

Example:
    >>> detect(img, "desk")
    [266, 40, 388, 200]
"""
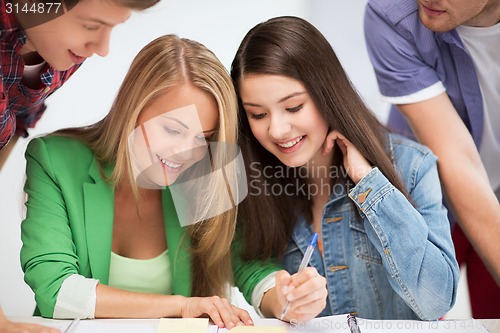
[482, 320, 500, 333]
[7, 316, 500, 333]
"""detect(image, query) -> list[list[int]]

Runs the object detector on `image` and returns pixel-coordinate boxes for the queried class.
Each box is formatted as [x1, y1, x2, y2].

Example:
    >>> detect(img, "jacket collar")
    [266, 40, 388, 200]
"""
[83, 158, 192, 295]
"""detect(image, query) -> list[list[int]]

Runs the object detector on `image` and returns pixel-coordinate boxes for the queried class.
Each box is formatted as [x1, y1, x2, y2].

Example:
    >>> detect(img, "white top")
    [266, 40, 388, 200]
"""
[457, 22, 500, 195]
[22, 61, 46, 88]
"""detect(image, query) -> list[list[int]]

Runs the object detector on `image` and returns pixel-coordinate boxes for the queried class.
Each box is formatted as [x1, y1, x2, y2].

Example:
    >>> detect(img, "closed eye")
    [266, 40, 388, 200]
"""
[83, 24, 101, 31]
[286, 104, 303, 113]
[164, 127, 181, 135]
[250, 113, 266, 120]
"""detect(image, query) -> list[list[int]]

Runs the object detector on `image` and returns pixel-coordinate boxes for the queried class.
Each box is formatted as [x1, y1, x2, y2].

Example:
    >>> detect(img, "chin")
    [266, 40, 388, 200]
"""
[278, 157, 308, 168]
[50, 61, 76, 71]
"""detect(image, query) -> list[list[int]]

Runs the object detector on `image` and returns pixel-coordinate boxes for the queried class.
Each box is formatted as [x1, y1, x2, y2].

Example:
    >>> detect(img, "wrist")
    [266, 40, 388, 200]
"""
[260, 287, 282, 318]
[169, 295, 188, 318]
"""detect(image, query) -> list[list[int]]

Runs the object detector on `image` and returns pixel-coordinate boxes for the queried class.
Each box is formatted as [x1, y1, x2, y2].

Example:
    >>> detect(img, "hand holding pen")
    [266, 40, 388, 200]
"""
[276, 233, 327, 323]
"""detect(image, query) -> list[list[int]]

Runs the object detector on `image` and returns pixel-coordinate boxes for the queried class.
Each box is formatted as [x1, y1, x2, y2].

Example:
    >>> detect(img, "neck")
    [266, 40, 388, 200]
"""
[303, 147, 335, 201]
[22, 51, 44, 66]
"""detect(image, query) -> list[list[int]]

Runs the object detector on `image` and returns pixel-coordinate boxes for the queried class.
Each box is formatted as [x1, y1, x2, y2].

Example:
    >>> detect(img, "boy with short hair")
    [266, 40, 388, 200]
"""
[0, 0, 158, 170]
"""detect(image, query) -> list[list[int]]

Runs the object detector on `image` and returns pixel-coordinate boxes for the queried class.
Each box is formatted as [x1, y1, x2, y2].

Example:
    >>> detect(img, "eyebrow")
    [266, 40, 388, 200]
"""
[163, 116, 189, 129]
[242, 91, 306, 107]
[78, 15, 131, 28]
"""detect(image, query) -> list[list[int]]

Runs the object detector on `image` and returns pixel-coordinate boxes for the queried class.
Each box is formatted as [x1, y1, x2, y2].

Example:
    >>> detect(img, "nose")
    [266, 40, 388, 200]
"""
[170, 137, 200, 162]
[268, 113, 292, 141]
[88, 29, 111, 57]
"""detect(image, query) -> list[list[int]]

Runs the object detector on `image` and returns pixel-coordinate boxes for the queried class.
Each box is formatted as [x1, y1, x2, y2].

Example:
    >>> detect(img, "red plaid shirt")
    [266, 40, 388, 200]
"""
[1, 0, 81, 150]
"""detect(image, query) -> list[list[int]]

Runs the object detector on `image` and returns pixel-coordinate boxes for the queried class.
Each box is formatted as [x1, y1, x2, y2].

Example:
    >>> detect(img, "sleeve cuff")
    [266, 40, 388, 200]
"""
[250, 271, 277, 317]
[53, 274, 100, 319]
[348, 167, 393, 210]
[381, 81, 446, 104]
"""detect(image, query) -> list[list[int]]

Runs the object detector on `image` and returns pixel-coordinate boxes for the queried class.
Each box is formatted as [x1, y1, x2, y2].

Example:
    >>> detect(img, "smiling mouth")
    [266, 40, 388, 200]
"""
[69, 50, 87, 63]
[156, 154, 183, 169]
[276, 136, 304, 148]
[421, 3, 446, 14]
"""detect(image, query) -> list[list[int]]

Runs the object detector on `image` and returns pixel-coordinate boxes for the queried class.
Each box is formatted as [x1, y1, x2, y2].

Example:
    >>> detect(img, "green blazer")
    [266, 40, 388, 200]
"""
[21, 136, 279, 317]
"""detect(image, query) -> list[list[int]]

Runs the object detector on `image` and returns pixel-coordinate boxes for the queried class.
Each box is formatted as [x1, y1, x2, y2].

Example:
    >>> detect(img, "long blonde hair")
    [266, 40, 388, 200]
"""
[55, 35, 238, 297]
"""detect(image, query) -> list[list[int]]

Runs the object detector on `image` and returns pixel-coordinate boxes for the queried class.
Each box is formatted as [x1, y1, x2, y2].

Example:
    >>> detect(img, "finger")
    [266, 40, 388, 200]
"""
[322, 132, 338, 155]
[276, 270, 292, 296]
[287, 275, 326, 306]
[288, 281, 327, 311]
[290, 267, 319, 288]
[336, 138, 347, 155]
[213, 297, 238, 329]
[286, 310, 317, 324]
[232, 305, 254, 326]
[201, 298, 225, 328]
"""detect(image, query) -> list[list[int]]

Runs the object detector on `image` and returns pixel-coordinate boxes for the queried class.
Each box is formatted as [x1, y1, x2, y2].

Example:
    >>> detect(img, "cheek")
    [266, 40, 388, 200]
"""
[142, 125, 171, 150]
[248, 122, 268, 143]
[191, 146, 209, 163]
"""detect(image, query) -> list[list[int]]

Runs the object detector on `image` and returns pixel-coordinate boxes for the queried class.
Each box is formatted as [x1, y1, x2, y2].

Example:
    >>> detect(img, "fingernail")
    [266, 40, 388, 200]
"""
[247, 319, 254, 325]
[218, 322, 224, 328]
[287, 294, 294, 301]
[237, 321, 244, 326]
[282, 286, 288, 294]
[228, 322, 235, 328]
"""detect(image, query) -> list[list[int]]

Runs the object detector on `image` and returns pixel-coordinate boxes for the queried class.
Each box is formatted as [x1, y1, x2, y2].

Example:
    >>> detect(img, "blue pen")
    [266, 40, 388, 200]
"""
[280, 233, 318, 320]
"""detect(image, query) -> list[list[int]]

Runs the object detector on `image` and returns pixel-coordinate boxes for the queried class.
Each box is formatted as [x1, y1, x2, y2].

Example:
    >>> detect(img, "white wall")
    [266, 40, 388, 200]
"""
[309, 0, 389, 121]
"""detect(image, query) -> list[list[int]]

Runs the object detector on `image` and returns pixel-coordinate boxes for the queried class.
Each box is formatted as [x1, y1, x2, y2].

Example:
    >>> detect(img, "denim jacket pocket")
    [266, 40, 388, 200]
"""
[349, 217, 382, 265]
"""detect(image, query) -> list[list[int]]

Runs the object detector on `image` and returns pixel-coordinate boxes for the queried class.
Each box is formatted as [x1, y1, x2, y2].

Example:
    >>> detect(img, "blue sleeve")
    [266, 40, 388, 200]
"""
[364, 2, 441, 98]
[349, 158, 459, 319]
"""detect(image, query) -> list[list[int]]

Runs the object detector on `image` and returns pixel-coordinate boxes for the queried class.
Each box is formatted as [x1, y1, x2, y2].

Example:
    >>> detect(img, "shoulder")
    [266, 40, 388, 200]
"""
[367, 0, 419, 25]
[389, 133, 436, 160]
[388, 133, 437, 181]
[366, 0, 433, 43]
[26, 135, 96, 176]
[27, 135, 91, 155]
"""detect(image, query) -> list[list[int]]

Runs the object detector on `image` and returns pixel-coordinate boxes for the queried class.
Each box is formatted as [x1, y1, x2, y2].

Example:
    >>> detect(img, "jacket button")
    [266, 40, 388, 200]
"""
[357, 188, 372, 203]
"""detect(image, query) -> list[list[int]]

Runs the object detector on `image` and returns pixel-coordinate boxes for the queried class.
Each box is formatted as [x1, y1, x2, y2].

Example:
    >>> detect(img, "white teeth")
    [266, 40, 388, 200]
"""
[158, 156, 182, 169]
[277, 136, 303, 148]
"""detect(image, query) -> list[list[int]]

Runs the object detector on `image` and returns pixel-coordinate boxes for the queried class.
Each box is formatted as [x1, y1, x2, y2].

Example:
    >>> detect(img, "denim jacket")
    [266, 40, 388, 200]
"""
[280, 134, 459, 320]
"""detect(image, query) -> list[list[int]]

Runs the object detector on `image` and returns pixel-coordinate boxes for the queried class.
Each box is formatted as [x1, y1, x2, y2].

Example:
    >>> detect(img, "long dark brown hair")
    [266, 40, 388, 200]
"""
[231, 16, 409, 260]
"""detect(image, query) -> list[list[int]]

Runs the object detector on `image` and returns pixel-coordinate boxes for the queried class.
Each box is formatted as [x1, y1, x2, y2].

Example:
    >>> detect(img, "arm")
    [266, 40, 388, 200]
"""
[365, 2, 500, 285]
[20, 139, 251, 327]
[95, 282, 251, 326]
[232, 233, 326, 322]
[350, 161, 459, 320]
[0, 134, 19, 170]
[398, 94, 500, 285]
[0, 307, 59, 333]
[323, 131, 459, 319]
